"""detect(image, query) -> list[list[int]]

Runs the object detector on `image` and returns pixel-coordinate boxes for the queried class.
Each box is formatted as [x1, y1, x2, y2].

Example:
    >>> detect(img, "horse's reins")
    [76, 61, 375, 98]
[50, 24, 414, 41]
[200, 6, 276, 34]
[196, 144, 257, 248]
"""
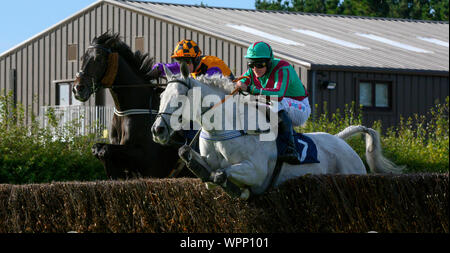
[209, 76, 246, 110]
[158, 77, 246, 148]
[187, 76, 247, 148]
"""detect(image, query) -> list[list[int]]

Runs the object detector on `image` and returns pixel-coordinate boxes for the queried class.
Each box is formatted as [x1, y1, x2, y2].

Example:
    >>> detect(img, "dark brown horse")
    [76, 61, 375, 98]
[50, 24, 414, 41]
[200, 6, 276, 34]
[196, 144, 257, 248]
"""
[72, 32, 190, 179]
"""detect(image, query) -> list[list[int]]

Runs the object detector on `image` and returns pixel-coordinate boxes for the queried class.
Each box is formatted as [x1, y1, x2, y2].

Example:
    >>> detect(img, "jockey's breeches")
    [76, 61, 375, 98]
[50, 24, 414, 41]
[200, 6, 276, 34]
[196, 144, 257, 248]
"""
[278, 97, 311, 126]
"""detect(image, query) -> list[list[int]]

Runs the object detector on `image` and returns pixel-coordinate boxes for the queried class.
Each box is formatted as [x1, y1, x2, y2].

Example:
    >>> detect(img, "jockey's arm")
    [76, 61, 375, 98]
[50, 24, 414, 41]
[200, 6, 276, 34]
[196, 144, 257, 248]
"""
[152, 62, 181, 77]
[236, 68, 289, 99]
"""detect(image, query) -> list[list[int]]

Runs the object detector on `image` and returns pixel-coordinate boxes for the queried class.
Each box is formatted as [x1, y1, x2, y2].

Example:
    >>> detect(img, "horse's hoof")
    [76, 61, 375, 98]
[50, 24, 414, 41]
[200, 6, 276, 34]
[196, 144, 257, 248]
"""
[98, 145, 110, 159]
[92, 147, 100, 158]
[92, 143, 107, 158]
[97, 149, 105, 158]
[97, 148, 106, 159]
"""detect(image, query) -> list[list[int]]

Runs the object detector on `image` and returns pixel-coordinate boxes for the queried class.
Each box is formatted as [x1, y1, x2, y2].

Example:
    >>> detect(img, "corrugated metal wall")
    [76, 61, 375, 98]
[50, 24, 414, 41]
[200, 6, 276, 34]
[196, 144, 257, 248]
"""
[0, 2, 251, 123]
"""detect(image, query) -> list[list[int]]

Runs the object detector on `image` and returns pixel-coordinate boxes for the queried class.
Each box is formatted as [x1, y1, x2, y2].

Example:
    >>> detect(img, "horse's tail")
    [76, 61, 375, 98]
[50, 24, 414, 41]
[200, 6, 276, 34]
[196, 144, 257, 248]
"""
[335, 125, 404, 174]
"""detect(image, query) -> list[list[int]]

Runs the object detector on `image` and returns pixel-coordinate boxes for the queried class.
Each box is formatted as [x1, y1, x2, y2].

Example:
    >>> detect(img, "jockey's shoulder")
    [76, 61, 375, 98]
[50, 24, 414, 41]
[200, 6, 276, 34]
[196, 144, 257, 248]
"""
[199, 55, 226, 64]
[274, 58, 292, 68]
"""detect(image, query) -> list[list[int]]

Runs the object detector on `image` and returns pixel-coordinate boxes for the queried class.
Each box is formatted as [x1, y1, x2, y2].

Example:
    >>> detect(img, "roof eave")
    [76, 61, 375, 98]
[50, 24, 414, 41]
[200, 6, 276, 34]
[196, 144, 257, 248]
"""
[310, 64, 449, 77]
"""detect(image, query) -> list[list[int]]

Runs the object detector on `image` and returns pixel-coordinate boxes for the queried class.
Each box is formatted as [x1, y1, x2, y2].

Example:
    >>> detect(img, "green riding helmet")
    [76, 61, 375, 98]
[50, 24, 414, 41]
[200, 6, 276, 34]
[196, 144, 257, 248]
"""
[245, 41, 274, 60]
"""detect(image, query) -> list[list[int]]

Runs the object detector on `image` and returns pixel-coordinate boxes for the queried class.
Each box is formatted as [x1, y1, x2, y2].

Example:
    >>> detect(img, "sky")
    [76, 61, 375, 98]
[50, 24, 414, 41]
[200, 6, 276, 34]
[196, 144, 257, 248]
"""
[0, 0, 256, 55]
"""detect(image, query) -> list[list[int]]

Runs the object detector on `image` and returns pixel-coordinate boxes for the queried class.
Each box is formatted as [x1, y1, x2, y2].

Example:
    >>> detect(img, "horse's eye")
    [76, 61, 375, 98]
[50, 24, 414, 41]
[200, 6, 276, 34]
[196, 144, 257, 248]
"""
[178, 115, 182, 123]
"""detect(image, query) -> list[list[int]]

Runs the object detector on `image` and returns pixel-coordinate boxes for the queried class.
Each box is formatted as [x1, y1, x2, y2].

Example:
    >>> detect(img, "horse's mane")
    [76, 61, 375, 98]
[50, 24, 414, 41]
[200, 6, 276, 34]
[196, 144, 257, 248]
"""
[194, 74, 236, 94]
[90, 32, 158, 81]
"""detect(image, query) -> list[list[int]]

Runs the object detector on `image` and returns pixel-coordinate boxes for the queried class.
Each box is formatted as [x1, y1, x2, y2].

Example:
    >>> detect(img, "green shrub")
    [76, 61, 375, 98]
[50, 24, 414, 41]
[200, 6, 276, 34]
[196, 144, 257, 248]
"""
[299, 98, 449, 173]
[0, 91, 106, 184]
[382, 97, 449, 173]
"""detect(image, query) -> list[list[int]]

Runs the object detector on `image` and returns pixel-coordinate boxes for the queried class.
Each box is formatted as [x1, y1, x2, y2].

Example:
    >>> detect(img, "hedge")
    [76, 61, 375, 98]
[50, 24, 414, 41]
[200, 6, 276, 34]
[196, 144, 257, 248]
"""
[0, 173, 447, 233]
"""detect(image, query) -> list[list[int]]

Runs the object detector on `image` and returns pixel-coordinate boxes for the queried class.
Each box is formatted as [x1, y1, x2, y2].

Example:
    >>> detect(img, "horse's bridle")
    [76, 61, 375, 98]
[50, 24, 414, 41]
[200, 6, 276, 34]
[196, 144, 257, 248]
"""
[76, 45, 158, 91]
[156, 77, 245, 125]
[155, 77, 243, 147]
[75, 45, 115, 93]
[75, 45, 161, 117]
[155, 78, 192, 136]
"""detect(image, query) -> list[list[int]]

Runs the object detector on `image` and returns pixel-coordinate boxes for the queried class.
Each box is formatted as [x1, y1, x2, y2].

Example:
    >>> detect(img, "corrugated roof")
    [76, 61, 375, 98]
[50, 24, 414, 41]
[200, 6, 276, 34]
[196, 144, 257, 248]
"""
[111, 0, 449, 73]
[1, 0, 448, 74]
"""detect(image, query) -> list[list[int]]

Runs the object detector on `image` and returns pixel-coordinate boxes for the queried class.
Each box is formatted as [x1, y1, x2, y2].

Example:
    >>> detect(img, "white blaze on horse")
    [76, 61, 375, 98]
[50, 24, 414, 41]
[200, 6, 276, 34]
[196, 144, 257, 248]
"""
[151, 63, 404, 200]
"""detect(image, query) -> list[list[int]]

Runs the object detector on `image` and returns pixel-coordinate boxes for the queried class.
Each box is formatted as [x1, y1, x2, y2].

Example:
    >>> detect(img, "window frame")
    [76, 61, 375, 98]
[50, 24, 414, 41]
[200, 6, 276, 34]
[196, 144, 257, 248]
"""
[358, 80, 393, 111]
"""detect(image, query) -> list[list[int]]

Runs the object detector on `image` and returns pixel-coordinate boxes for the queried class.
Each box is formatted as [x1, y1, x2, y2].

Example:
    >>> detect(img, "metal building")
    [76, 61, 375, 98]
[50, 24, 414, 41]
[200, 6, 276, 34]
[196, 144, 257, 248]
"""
[0, 0, 448, 129]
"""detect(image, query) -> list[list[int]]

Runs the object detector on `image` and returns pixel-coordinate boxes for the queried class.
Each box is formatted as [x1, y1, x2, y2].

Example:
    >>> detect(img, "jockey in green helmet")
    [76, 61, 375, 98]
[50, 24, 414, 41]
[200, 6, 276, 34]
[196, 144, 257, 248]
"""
[236, 41, 311, 165]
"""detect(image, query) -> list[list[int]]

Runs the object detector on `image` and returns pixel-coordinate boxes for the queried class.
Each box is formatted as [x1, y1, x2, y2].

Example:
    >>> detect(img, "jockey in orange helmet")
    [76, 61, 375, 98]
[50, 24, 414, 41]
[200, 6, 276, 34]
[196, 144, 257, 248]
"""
[152, 39, 235, 80]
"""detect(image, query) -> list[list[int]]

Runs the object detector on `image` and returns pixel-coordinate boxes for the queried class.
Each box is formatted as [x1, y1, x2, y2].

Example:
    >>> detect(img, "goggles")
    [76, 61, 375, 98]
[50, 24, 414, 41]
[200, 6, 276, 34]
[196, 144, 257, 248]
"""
[248, 61, 268, 69]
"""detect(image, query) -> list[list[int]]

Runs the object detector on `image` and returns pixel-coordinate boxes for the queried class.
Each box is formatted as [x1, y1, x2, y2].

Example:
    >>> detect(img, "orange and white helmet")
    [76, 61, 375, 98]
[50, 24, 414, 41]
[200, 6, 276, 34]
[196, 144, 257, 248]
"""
[171, 39, 202, 59]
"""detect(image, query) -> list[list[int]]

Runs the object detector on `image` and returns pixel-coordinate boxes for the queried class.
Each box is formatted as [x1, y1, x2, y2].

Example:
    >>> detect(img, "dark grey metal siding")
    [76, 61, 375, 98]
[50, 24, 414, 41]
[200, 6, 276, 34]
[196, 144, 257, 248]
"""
[311, 69, 449, 129]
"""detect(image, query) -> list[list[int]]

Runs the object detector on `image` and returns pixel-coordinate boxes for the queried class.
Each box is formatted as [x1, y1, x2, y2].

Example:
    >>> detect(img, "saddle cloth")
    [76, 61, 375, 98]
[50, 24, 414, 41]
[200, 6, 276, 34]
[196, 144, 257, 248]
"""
[277, 132, 320, 164]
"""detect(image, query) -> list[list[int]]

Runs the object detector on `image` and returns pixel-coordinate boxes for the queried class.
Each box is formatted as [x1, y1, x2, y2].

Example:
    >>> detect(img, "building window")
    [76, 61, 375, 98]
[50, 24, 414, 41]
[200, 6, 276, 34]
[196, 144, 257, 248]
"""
[359, 81, 391, 109]
[56, 82, 82, 106]
[68, 44, 78, 61]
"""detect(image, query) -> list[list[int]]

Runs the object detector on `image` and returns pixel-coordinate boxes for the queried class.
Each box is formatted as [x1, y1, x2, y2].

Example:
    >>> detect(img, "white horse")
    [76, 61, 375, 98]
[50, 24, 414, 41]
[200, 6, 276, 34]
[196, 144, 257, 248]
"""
[151, 63, 403, 199]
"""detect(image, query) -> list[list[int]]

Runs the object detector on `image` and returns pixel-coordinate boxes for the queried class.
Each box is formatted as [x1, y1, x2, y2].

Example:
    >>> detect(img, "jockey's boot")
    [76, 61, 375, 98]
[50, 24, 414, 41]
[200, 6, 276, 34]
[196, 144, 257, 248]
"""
[278, 110, 301, 165]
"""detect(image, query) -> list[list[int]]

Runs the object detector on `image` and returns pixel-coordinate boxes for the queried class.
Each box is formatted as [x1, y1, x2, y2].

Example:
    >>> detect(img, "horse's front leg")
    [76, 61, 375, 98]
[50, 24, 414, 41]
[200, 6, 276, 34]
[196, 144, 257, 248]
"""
[211, 160, 262, 200]
[95, 144, 144, 160]
[92, 143, 144, 179]
[92, 143, 108, 159]
[218, 160, 262, 186]
[178, 145, 245, 199]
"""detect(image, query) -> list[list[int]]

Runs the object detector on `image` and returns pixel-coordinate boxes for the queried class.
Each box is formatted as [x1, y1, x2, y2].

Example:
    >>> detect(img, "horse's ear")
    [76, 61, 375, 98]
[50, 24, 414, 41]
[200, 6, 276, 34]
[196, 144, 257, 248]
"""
[162, 64, 174, 80]
[180, 62, 190, 80]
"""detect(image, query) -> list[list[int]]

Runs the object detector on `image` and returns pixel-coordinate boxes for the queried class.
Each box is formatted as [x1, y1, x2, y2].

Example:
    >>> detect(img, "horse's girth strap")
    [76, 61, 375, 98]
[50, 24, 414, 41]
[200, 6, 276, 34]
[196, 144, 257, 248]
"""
[101, 52, 119, 88]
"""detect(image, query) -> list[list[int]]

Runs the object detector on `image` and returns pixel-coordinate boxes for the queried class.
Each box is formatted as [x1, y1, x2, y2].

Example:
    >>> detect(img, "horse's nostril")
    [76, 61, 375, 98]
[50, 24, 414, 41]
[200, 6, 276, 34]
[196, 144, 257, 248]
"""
[155, 126, 165, 135]
[75, 85, 83, 92]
